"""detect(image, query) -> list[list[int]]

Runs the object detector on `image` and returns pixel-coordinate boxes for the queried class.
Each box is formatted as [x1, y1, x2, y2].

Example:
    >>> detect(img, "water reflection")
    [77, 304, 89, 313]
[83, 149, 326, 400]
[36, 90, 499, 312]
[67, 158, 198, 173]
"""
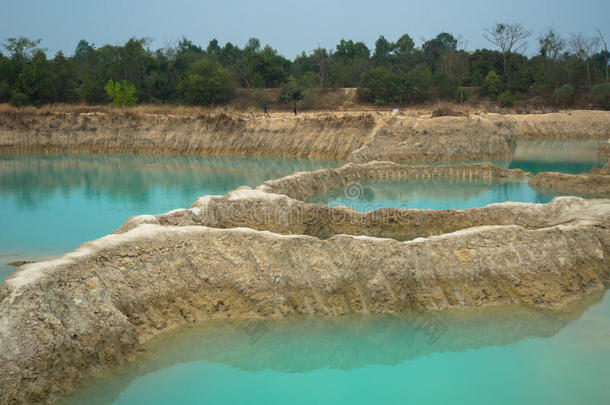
[311, 178, 556, 211]
[0, 153, 338, 273]
[511, 139, 603, 163]
[501, 139, 604, 174]
[58, 291, 606, 405]
[0, 154, 339, 209]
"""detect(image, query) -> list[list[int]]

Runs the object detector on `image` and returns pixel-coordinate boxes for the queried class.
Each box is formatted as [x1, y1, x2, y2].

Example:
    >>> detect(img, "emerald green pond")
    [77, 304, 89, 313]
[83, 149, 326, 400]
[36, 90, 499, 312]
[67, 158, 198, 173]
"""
[0, 153, 338, 281]
[59, 292, 610, 405]
[310, 179, 556, 211]
[312, 139, 603, 211]
[1, 142, 608, 405]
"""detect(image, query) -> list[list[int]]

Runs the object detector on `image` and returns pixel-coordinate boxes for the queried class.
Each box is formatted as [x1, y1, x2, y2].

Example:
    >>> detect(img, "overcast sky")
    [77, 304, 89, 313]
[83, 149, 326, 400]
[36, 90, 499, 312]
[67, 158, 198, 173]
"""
[2, 0, 609, 59]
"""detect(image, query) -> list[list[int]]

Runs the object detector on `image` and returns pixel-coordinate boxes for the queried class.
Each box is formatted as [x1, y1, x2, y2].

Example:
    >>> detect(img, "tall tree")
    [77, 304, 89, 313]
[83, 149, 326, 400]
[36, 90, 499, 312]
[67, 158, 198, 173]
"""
[596, 29, 609, 82]
[15, 50, 56, 105]
[568, 32, 599, 85]
[483, 23, 532, 79]
[422, 33, 458, 73]
[373, 36, 392, 64]
[538, 28, 566, 92]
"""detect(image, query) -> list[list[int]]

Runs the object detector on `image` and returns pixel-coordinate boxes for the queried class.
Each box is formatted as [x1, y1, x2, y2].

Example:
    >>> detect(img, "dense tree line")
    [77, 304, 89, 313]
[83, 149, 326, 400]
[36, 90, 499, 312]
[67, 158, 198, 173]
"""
[0, 25, 609, 109]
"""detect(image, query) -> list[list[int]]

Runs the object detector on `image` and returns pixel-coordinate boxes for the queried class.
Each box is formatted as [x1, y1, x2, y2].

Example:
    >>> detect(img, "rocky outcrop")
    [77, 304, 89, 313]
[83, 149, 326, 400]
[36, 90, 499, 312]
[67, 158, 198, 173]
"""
[529, 164, 610, 198]
[2, 110, 609, 163]
[2, 199, 610, 403]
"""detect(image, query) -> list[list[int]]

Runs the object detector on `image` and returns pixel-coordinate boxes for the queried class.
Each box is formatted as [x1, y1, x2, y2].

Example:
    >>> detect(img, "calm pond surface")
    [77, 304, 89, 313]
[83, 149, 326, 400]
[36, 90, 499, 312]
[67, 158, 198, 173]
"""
[310, 179, 557, 211]
[59, 292, 610, 405]
[1, 140, 608, 405]
[312, 139, 603, 211]
[0, 153, 338, 281]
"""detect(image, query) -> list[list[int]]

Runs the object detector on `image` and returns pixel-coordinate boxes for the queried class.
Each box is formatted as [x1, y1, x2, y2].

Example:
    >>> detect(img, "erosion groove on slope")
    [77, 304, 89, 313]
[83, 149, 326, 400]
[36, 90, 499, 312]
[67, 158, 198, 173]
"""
[2, 210, 610, 404]
[2, 110, 609, 163]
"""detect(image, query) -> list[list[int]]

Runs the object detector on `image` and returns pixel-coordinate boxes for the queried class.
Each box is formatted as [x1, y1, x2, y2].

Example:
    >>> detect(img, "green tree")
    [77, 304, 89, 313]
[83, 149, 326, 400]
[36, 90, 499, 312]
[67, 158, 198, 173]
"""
[422, 33, 458, 73]
[497, 90, 515, 107]
[3, 37, 42, 67]
[177, 59, 235, 105]
[335, 39, 370, 59]
[357, 67, 408, 105]
[104, 79, 137, 106]
[15, 50, 56, 105]
[483, 70, 502, 97]
[393, 34, 415, 57]
[52, 51, 77, 102]
[591, 83, 610, 109]
[373, 36, 392, 64]
[538, 28, 565, 93]
[0, 53, 17, 102]
[552, 84, 575, 106]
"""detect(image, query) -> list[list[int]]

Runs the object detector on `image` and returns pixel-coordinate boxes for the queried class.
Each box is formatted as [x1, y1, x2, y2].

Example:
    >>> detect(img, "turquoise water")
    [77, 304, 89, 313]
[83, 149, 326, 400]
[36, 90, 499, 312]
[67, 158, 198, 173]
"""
[0, 153, 338, 281]
[312, 139, 603, 212]
[502, 139, 604, 174]
[59, 292, 610, 405]
[311, 179, 556, 212]
[1, 150, 609, 405]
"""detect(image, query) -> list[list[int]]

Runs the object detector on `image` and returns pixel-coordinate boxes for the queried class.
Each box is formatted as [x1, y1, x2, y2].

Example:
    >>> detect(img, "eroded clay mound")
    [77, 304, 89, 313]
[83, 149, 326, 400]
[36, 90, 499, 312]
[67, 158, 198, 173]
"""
[529, 164, 610, 198]
[257, 161, 529, 201]
[114, 162, 538, 241]
[1, 207, 610, 403]
[346, 116, 512, 164]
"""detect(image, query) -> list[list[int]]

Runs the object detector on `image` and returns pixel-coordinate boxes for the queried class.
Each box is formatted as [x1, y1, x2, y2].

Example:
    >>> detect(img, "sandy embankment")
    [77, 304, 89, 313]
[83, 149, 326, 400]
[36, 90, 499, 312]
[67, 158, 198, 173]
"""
[529, 164, 610, 198]
[1, 109, 609, 163]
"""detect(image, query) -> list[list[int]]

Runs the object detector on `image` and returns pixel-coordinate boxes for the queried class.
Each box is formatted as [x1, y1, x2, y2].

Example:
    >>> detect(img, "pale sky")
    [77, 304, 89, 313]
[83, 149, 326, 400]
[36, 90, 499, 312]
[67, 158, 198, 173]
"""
[2, 0, 609, 58]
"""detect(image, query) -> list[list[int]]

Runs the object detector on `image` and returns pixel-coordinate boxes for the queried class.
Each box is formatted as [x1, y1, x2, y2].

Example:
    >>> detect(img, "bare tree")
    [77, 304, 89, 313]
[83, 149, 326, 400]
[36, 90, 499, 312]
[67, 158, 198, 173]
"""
[538, 28, 566, 92]
[596, 29, 609, 83]
[484, 23, 532, 76]
[539, 28, 565, 61]
[568, 33, 599, 85]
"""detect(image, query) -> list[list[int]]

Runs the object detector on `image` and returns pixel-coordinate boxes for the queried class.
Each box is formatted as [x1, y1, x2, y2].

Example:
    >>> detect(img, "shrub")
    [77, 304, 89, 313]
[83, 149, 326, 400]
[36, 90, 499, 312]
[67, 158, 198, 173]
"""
[552, 84, 575, 106]
[591, 83, 610, 110]
[277, 76, 303, 103]
[497, 91, 515, 107]
[10, 90, 28, 107]
[299, 88, 321, 109]
[357, 67, 408, 105]
[104, 79, 137, 107]
[483, 70, 502, 98]
[250, 88, 272, 106]
[0, 81, 11, 102]
[177, 59, 235, 105]
[455, 88, 470, 104]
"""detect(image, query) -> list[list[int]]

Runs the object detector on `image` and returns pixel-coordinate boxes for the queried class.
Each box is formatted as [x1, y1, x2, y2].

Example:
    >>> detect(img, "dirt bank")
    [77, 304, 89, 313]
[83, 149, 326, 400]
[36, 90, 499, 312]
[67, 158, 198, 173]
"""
[258, 161, 529, 201]
[529, 164, 610, 198]
[1, 109, 608, 163]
